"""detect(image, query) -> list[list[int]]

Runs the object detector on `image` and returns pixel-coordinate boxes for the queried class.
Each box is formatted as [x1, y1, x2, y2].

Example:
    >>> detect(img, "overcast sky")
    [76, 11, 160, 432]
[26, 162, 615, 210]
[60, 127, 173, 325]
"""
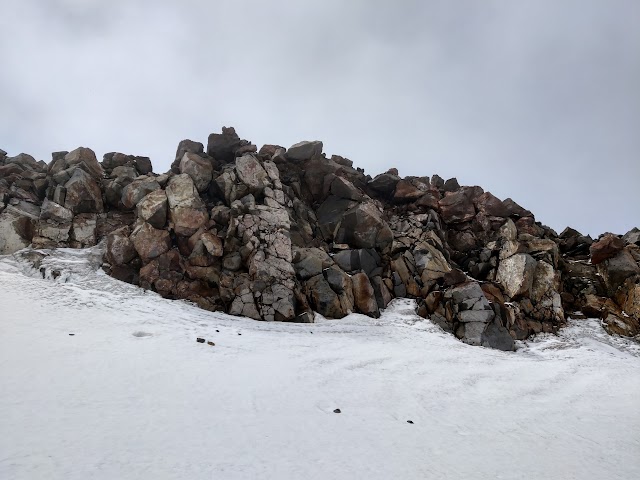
[1, 0, 638, 237]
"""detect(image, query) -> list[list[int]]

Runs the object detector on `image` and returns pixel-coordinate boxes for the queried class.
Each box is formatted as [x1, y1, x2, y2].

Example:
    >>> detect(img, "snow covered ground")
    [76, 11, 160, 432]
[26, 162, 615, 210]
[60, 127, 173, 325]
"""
[1, 246, 639, 480]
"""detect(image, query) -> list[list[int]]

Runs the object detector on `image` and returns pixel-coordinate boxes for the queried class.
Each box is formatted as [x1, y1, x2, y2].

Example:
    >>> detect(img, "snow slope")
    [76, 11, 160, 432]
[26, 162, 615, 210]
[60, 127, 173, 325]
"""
[1, 247, 639, 480]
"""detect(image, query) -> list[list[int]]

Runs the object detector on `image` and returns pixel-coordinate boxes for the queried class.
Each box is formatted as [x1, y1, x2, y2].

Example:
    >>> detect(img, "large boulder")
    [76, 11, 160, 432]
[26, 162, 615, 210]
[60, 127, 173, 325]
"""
[0, 202, 39, 254]
[415, 242, 452, 282]
[235, 154, 271, 194]
[316, 195, 357, 241]
[438, 187, 480, 224]
[393, 179, 429, 204]
[293, 247, 331, 280]
[106, 226, 137, 265]
[179, 152, 212, 192]
[207, 127, 243, 163]
[39, 199, 73, 223]
[475, 192, 509, 217]
[171, 139, 204, 172]
[71, 213, 98, 247]
[165, 174, 209, 236]
[598, 249, 640, 294]
[444, 281, 496, 346]
[351, 272, 380, 318]
[287, 141, 323, 161]
[136, 190, 168, 229]
[622, 228, 640, 246]
[64, 169, 104, 214]
[590, 233, 626, 264]
[334, 202, 393, 251]
[64, 147, 103, 179]
[496, 253, 537, 298]
[121, 176, 161, 210]
[368, 171, 400, 197]
[131, 222, 172, 262]
[306, 274, 346, 318]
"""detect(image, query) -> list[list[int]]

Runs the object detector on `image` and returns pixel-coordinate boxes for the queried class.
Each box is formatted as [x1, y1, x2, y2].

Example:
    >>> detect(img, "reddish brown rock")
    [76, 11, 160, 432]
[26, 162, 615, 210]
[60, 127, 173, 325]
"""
[590, 233, 626, 265]
[351, 272, 380, 318]
[131, 222, 172, 261]
[438, 187, 482, 224]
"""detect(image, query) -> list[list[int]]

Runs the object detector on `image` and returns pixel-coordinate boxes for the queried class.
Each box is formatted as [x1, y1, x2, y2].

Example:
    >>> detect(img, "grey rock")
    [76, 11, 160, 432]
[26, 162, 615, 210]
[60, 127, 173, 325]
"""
[121, 177, 161, 210]
[136, 190, 168, 229]
[64, 169, 104, 214]
[180, 152, 212, 192]
[306, 274, 346, 318]
[39, 199, 73, 223]
[235, 154, 271, 194]
[287, 140, 323, 161]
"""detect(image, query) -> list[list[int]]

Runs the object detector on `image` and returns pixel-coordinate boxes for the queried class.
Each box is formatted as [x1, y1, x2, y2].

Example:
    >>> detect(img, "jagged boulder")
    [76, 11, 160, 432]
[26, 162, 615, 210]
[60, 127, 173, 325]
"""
[622, 228, 640, 246]
[166, 174, 209, 237]
[368, 171, 400, 197]
[0, 202, 39, 254]
[131, 222, 172, 261]
[393, 178, 429, 204]
[334, 202, 393, 251]
[121, 176, 161, 210]
[179, 153, 212, 192]
[71, 214, 98, 247]
[351, 272, 380, 318]
[590, 233, 625, 264]
[597, 248, 640, 294]
[64, 169, 103, 214]
[438, 187, 480, 224]
[235, 154, 270, 194]
[106, 226, 137, 265]
[287, 141, 323, 161]
[475, 192, 509, 217]
[306, 274, 346, 318]
[207, 127, 243, 163]
[64, 147, 103, 179]
[136, 190, 168, 229]
[443, 281, 498, 346]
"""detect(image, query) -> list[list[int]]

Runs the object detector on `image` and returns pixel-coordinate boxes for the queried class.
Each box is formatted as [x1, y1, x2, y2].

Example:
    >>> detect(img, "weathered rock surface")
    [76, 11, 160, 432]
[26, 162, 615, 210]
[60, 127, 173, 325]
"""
[287, 141, 323, 161]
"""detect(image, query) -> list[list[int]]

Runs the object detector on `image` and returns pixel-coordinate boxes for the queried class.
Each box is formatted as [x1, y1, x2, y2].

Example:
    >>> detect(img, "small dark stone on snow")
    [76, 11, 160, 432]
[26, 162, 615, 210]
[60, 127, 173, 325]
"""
[238, 333, 242, 336]
[207, 341, 215, 346]
[69, 333, 75, 336]
[407, 420, 414, 424]
[216, 329, 219, 332]
[196, 337, 205, 343]
[333, 408, 341, 414]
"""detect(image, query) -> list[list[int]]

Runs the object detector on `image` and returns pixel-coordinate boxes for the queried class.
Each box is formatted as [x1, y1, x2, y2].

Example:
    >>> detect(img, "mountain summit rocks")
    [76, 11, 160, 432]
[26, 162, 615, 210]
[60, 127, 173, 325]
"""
[1, 127, 639, 349]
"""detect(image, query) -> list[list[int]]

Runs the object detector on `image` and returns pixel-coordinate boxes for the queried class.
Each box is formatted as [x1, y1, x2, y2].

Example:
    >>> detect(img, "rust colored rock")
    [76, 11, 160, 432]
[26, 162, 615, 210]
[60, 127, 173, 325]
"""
[590, 233, 625, 264]
[131, 222, 172, 262]
[351, 272, 380, 318]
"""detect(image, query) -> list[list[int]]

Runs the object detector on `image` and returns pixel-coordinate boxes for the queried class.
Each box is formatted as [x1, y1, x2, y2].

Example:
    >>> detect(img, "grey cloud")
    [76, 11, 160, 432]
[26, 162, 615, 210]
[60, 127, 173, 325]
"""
[0, 0, 638, 236]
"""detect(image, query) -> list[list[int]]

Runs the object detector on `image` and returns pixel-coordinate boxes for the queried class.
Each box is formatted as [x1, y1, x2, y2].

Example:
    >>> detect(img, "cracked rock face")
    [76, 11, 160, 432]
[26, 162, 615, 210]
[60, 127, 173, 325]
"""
[2, 126, 638, 349]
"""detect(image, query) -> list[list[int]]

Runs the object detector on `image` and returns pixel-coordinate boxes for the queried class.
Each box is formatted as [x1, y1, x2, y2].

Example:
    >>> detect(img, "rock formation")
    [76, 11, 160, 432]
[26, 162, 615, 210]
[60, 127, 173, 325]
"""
[1, 129, 639, 350]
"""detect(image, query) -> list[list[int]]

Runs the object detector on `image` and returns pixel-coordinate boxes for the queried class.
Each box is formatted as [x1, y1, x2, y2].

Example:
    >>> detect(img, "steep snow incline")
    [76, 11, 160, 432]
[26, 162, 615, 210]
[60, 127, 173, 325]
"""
[1, 247, 639, 480]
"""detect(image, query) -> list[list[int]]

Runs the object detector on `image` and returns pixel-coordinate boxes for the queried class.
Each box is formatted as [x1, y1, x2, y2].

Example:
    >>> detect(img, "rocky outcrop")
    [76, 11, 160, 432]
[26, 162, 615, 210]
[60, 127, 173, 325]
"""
[2, 127, 638, 351]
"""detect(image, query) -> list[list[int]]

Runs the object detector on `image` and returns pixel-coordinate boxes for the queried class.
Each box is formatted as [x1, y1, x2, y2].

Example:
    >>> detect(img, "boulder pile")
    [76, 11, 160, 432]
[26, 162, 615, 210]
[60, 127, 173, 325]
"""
[1, 128, 639, 349]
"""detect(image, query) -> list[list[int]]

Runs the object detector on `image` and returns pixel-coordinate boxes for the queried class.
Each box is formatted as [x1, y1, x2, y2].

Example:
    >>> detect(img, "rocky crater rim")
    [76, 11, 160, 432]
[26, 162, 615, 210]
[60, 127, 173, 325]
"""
[1, 128, 639, 351]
